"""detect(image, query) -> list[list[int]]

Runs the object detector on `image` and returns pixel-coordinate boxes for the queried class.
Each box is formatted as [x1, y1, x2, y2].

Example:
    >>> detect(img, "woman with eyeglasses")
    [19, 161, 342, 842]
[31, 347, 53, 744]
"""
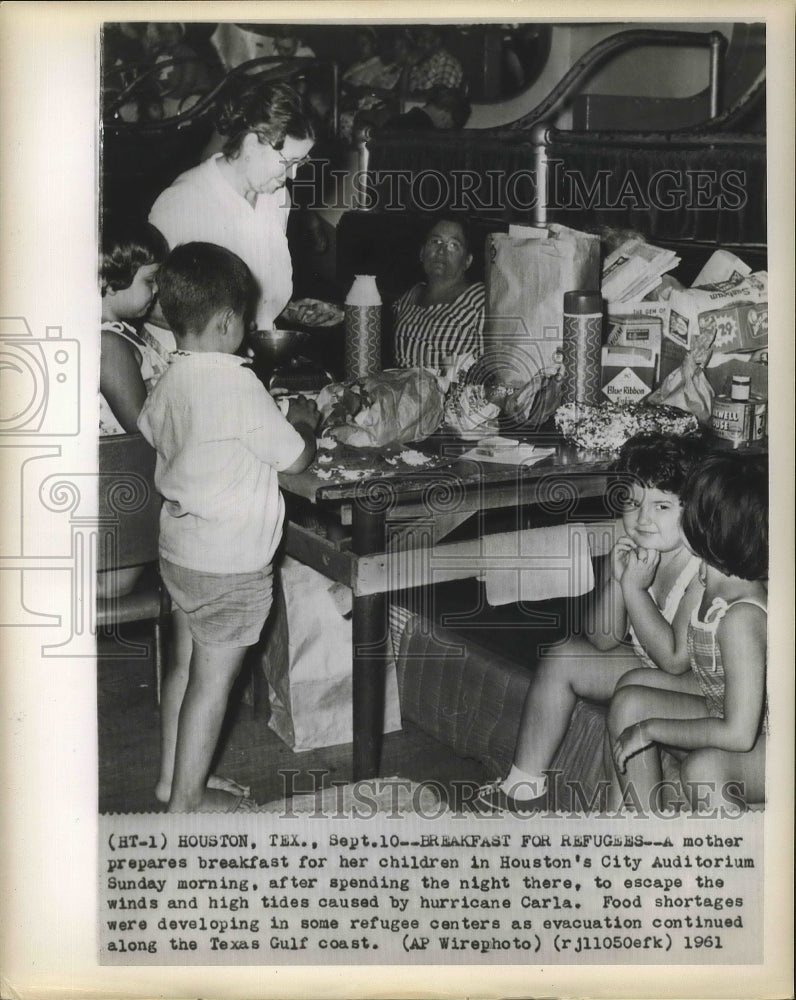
[148, 81, 316, 331]
[392, 216, 485, 370]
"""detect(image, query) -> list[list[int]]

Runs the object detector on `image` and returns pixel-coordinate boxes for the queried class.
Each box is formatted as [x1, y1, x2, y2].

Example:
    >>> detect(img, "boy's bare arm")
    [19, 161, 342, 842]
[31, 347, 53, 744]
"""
[282, 397, 319, 474]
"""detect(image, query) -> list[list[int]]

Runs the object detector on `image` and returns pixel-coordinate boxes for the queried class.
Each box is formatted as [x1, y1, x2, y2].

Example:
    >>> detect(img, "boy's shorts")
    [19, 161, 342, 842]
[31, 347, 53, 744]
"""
[160, 558, 274, 648]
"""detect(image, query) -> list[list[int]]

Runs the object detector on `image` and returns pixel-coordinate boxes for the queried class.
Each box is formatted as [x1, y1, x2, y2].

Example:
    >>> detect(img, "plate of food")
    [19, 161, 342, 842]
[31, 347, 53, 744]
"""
[281, 298, 344, 328]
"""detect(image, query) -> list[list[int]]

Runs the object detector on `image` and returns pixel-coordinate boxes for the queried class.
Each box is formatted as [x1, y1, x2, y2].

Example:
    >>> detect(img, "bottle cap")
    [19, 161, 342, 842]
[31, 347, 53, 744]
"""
[564, 291, 603, 315]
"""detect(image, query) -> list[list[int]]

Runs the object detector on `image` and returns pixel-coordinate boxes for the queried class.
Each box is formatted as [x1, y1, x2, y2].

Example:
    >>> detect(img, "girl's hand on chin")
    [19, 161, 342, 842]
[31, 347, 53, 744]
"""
[611, 535, 637, 581]
[622, 546, 660, 591]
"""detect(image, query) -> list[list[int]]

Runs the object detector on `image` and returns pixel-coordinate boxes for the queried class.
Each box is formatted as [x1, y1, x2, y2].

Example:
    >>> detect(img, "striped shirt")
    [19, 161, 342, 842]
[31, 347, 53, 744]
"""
[393, 282, 485, 369]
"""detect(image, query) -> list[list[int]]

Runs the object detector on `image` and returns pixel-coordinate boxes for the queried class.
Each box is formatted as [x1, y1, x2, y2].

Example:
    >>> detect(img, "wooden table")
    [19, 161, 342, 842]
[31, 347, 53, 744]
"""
[279, 432, 614, 779]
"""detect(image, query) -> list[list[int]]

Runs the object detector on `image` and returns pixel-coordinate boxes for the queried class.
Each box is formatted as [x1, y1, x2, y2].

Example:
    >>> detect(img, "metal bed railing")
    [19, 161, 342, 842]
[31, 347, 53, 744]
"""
[103, 56, 339, 136]
[355, 27, 759, 203]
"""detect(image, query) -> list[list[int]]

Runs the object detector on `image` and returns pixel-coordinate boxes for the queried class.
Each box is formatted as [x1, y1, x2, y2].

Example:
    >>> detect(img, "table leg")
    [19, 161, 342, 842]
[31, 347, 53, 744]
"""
[351, 505, 388, 780]
[352, 592, 388, 780]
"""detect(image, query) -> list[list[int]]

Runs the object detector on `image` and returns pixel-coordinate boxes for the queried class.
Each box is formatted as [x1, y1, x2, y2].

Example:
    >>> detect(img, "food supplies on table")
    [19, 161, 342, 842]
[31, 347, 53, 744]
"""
[317, 368, 444, 448]
[646, 325, 717, 425]
[443, 381, 500, 438]
[667, 272, 768, 356]
[710, 395, 767, 448]
[554, 401, 698, 457]
[605, 301, 668, 383]
[601, 238, 681, 303]
[691, 249, 752, 288]
[600, 346, 657, 404]
[483, 224, 600, 421]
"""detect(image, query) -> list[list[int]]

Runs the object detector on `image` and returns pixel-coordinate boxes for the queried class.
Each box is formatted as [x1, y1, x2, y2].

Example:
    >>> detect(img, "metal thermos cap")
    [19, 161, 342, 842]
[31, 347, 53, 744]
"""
[564, 291, 603, 315]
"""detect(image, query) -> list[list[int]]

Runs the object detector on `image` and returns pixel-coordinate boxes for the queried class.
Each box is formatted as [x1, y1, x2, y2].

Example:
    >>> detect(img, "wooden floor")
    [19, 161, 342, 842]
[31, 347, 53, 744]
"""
[97, 622, 491, 814]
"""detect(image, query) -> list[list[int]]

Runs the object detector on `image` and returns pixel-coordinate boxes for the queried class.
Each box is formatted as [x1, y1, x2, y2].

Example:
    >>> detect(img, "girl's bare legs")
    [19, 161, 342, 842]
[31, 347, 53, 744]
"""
[681, 736, 766, 813]
[513, 636, 639, 782]
[607, 669, 705, 812]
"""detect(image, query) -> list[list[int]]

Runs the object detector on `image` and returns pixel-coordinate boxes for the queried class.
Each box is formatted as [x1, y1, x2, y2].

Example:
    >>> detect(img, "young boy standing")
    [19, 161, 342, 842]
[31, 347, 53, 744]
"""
[138, 242, 318, 812]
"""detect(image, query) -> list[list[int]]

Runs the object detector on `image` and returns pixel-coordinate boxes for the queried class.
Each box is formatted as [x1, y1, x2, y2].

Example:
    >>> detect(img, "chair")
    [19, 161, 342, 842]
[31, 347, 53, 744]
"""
[96, 433, 170, 703]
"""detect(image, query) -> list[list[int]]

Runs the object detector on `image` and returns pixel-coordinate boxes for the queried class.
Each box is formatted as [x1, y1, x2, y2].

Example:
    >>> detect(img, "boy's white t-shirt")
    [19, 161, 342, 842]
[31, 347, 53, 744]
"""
[138, 352, 305, 574]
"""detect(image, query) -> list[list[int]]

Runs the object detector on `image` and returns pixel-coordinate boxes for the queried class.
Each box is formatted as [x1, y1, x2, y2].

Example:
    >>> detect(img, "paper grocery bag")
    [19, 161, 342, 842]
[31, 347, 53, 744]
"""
[261, 557, 402, 752]
[483, 224, 601, 392]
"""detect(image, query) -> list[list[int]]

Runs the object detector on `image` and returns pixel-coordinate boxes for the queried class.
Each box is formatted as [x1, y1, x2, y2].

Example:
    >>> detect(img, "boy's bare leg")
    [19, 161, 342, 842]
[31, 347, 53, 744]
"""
[156, 609, 250, 803]
[513, 637, 638, 779]
[168, 639, 249, 812]
[155, 606, 192, 803]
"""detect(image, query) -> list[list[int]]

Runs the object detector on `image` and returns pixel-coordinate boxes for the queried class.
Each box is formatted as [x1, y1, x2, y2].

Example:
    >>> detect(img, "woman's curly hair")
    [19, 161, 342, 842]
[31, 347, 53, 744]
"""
[215, 80, 316, 157]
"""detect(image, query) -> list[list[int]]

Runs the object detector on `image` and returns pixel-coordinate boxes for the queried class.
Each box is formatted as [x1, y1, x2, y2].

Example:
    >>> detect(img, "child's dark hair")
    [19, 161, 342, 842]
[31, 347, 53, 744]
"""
[611, 431, 709, 504]
[100, 219, 168, 294]
[156, 242, 257, 337]
[680, 452, 768, 580]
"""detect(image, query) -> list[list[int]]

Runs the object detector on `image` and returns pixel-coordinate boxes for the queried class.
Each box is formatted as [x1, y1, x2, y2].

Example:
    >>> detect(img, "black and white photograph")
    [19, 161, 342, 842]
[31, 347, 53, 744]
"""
[1, 2, 793, 998]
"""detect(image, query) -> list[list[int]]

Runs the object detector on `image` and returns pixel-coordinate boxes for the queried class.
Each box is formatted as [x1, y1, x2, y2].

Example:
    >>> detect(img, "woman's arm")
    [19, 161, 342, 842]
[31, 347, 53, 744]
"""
[622, 555, 700, 674]
[100, 330, 147, 433]
[614, 604, 767, 770]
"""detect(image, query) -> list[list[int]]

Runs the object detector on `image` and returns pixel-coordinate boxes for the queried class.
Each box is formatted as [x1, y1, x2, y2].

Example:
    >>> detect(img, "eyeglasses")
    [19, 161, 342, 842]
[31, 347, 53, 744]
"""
[276, 151, 312, 171]
[425, 236, 465, 253]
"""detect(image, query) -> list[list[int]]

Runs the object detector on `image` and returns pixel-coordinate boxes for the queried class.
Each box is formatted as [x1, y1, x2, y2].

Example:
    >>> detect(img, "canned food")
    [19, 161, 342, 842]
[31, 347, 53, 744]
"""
[730, 375, 751, 401]
[711, 394, 767, 447]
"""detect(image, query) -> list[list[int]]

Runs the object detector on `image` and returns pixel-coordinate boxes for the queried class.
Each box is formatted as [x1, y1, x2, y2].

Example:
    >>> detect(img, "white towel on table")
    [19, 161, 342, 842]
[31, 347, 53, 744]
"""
[482, 523, 612, 606]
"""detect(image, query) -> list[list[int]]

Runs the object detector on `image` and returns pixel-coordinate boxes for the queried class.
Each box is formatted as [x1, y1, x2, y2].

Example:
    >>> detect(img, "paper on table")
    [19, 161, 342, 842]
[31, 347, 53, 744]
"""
[482, 523, 609, 606]
[458, 444, 557, 466]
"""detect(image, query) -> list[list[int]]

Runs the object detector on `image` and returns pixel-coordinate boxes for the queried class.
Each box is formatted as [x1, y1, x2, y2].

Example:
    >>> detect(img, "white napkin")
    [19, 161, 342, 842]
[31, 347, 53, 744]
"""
[458, 443, 556, 466]
[482, 523, 609, 606]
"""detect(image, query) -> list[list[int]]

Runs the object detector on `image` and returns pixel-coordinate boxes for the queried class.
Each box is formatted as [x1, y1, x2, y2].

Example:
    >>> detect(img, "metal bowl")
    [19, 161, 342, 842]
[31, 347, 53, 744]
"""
[247, 328, 309, 367]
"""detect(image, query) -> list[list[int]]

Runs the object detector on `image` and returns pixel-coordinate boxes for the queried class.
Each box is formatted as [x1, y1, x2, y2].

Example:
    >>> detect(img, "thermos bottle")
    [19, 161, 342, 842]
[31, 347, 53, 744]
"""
[344, 275, 382, 379]
[561, 290, 604, 406]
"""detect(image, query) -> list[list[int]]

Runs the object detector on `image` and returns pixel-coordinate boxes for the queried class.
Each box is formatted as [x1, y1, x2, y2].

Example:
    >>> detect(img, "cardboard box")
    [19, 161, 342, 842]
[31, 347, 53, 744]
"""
[697, 301, 768, 353]
[667, 272, 768, 354]
[606, 302, 666, 383]
[601, 346, 657, 404]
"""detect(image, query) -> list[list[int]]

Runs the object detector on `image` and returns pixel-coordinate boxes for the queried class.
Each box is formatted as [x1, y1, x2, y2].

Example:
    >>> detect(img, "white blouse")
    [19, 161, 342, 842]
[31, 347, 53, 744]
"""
[149, 153, 293, 330]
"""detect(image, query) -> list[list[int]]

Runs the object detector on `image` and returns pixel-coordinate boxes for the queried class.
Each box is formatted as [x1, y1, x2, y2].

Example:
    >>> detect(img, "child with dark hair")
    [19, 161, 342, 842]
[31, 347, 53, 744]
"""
[475, 431, 709, 813]
[138, 242, 318, 813]
[610, 453, 768, 812]
[99, 219, 169, 436]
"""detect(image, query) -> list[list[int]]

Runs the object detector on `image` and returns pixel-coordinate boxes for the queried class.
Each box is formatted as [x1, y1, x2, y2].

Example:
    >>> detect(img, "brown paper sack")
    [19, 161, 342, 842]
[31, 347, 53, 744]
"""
[483, 225, 601, 403]
[262, 557, 402, 752]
